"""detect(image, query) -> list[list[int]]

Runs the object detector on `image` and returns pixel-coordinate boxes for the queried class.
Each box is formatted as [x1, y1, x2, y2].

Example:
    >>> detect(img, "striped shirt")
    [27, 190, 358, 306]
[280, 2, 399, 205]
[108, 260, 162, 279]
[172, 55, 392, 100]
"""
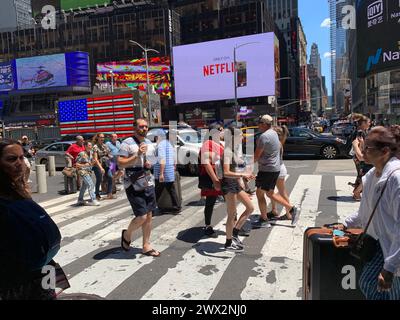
[153, 140, 175, 183]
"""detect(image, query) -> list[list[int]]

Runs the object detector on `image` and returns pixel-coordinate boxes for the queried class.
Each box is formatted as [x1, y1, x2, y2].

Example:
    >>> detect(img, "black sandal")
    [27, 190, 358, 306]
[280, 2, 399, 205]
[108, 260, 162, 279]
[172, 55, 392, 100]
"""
[121, 229, 131, 251]
[267, 211, 279, 220]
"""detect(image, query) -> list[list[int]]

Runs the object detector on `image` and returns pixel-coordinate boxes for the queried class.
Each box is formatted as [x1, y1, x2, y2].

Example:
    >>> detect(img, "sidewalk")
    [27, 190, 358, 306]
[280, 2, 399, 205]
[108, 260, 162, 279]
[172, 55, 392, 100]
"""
[29, 171, 76, 203]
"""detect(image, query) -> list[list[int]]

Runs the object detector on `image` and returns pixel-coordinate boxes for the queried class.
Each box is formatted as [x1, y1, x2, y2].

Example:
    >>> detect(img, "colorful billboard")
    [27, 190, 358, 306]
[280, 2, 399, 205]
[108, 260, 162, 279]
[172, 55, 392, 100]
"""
[96, 57, 172, 98]
[172, 32, 276, 104]
[15, 54, 68, 90]
[0, 62, 14, 91]
[357, 0, 400, 76]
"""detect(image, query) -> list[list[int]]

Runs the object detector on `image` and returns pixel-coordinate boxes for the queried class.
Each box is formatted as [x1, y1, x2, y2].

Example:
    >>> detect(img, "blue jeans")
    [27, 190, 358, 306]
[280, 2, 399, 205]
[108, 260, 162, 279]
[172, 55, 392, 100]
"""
[359, 243, 400, 300]
[78, 174, 96, 202]
[93, 166, 113, 196]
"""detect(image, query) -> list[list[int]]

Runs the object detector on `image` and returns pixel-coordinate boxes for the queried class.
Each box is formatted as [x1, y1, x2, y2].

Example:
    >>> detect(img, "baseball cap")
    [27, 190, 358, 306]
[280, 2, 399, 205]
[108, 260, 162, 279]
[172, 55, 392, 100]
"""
[259, 115, 273, 125]
[22, 135, 28, 139]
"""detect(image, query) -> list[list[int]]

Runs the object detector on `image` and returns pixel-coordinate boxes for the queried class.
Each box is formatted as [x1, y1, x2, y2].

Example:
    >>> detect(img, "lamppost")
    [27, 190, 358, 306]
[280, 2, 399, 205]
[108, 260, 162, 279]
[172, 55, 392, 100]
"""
[233, 42, 260, 125]
[129, 40, 160, 121]
[109, 70, 114, 93]
[272, 77, 292, 125]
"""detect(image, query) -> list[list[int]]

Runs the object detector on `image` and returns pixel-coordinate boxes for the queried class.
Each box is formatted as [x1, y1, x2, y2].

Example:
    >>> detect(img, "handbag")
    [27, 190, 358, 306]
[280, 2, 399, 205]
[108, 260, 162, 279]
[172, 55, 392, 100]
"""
[62, 167, 76, 178]
[126, 169, 154, 192]
[334, 168, 400, 263]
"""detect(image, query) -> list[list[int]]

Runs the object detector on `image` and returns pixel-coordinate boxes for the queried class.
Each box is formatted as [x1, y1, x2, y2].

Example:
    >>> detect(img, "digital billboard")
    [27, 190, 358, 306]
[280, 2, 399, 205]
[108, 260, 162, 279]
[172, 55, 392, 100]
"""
[96, 57, 172, 98]
[357, 0, 400, 77]
[172, 33, 276, 104]
[15, 54, 68, 90]
[61, 0, 112, 10]
[0, 62, 14, 91]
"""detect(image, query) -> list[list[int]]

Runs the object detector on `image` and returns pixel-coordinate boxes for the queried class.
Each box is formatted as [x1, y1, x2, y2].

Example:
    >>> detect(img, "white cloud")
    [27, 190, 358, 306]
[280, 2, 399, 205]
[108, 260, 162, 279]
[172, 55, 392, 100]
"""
[321, 18, 331, 28]
[324, 51, 336, 59]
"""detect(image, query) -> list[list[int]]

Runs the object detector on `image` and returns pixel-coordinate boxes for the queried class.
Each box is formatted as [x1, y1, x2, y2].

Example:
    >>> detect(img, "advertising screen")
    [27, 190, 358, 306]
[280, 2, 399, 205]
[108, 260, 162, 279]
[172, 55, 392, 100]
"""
[15, 54, 68, 90]
[172, 33, 276, 104]
[0, 62, 14, 91]
[61, 0, 111, 10]
[357, 0, 400, 77]
[96, 57, 172, 98]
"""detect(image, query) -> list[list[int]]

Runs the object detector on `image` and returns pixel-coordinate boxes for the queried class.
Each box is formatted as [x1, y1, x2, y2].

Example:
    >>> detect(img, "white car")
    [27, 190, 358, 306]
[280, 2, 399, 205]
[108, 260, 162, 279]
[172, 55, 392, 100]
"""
[35, 141, 74, 169]
[147, 127, 202, 175]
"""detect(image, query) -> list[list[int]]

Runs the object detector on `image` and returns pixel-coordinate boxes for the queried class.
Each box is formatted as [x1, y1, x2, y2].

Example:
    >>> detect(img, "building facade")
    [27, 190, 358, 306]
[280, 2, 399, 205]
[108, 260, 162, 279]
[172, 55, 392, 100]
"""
[0, 2, 179, 126]
[0, 0, 33, 31]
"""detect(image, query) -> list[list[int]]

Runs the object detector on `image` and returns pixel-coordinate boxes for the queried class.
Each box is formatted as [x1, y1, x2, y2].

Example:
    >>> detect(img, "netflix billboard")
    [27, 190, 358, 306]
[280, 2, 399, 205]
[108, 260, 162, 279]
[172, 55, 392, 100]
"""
[172, 32, 277, 104]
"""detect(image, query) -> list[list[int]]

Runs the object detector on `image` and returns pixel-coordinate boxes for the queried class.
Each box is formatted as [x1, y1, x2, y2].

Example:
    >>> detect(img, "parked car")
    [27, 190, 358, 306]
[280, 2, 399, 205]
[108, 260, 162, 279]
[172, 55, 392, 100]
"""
[245, 127, 348, 159]
[35, 141, 74, 169]
[147, 127, 202, 175]
[331, 122, 355, 137]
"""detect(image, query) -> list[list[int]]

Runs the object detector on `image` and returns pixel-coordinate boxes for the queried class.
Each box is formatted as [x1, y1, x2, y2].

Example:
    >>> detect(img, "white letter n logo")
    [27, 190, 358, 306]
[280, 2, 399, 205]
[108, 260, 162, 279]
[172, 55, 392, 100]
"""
[366, 48, 382, 72]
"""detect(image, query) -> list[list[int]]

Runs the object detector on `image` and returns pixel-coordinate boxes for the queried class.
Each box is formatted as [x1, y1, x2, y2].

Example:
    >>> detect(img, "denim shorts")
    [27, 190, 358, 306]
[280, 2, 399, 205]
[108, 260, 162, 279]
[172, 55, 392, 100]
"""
[126, 185, 157, 217]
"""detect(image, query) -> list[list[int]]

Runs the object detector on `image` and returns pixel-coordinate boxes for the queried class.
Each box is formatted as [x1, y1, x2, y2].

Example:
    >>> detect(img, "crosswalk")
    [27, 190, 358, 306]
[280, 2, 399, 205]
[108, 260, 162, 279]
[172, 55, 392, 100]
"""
[39, 174, 360, 300]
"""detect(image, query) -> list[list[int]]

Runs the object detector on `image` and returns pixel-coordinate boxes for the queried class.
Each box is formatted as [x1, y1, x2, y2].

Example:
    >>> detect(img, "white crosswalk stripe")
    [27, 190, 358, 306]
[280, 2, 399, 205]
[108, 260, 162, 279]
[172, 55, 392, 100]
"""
[35, 174, 361, 300]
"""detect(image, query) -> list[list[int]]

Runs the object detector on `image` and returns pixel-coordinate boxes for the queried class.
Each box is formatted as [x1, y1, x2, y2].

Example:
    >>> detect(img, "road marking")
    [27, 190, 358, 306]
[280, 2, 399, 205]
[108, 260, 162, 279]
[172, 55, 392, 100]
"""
[334, 176, 360, 223]
[141, 193, 255, 300]
[241, 174, 322, 300]
[63, 201, 221, 298]
[51, 196, 128, 223]
[59, 204, 130, 238]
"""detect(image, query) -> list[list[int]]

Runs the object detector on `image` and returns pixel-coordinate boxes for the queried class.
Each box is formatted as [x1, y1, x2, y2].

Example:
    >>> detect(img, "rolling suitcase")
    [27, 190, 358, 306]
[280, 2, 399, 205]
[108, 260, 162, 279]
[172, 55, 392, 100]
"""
[64, 175, 77, 194]
[156, 171, 182, 214]
[303, 227, 365, 300]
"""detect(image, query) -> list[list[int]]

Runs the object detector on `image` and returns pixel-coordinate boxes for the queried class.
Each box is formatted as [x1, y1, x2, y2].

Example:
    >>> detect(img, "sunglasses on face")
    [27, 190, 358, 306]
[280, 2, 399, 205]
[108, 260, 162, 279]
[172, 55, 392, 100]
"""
[138, 125, 148, 129]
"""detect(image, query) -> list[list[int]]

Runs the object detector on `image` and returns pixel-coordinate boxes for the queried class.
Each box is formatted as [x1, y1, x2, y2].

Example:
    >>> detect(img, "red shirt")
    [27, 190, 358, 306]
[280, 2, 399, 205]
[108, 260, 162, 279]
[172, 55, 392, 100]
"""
[66, 143, 85, 164]
[199, 140, 224, 196]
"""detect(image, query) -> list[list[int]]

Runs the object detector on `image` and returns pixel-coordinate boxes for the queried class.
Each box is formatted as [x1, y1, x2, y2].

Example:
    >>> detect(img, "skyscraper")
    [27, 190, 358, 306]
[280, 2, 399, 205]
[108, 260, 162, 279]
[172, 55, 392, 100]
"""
[0, 0, 33, 31]
[329, 0, 351, 114]
[310, 43, 322, 79]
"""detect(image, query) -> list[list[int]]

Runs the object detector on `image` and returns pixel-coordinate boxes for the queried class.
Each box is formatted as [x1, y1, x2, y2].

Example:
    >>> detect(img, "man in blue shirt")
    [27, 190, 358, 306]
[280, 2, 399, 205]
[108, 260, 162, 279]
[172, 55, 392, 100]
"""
[106, 134, 123, 189]
[153, 131, 181, 214]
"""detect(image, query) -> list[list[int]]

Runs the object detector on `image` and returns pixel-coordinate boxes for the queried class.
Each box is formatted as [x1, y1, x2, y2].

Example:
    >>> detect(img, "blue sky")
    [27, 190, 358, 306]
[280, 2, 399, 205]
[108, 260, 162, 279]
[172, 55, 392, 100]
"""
[299, 0, 332, 96]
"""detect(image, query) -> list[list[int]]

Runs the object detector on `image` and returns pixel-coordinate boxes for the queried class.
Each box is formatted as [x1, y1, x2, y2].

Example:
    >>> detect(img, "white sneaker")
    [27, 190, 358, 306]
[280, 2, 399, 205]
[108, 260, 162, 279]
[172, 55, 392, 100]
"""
[86, 200, 101, 206]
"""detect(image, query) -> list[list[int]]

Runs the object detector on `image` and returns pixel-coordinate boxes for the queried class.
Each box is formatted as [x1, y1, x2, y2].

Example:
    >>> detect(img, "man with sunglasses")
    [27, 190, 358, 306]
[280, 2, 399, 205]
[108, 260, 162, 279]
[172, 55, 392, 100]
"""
[117, 118, 160, 257]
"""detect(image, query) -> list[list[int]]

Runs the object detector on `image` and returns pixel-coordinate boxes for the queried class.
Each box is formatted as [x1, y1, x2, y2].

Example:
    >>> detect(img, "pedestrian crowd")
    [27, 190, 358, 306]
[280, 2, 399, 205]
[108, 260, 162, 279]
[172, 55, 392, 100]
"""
[1, 113, 400, 301]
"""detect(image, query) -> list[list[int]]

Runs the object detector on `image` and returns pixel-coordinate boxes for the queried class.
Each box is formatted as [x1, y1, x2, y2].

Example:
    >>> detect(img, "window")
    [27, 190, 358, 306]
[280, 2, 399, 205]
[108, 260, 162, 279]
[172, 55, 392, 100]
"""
[46, 144, 63, 152]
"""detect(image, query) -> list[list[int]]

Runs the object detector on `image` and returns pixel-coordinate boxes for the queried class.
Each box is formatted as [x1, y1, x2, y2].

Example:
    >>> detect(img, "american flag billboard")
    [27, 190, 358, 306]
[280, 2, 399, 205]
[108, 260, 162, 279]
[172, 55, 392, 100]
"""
[58, 93, 135, 137]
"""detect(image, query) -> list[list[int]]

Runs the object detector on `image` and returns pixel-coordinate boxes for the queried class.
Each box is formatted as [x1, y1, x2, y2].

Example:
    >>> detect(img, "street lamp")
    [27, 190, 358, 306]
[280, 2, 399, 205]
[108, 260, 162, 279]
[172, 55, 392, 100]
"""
[129, 40, 160, 122]
[233, 42, 260, 126]
[109, 70, 114, 93]
[273, 77, 292, 125]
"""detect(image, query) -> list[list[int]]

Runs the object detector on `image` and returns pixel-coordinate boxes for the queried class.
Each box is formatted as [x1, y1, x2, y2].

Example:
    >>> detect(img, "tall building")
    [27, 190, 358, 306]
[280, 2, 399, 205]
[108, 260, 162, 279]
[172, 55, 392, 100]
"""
[328, 0, 351, 115]
[265, 0, 299, 116]
[310, 43, 322, 78]
[0, 2, 179, 125]
[171, 0, 289, 125]
[0, 0, 33, 30]
[308, 43, 327, 115]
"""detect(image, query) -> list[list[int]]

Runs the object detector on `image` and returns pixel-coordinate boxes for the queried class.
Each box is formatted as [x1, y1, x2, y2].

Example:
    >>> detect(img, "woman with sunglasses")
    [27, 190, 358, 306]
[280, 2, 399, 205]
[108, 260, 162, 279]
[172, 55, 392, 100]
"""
[336, 126, 400, 300]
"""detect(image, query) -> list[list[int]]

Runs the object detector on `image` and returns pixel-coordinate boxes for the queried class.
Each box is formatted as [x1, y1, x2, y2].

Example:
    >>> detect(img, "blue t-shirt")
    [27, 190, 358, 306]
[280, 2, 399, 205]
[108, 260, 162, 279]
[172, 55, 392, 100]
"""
[153, 140, 175, 183]
[106, 141, 121, 157]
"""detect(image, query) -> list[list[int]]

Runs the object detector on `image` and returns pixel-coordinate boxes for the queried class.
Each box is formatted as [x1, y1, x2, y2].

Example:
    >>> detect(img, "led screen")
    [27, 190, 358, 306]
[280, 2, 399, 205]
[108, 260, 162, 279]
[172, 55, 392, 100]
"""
[172, 32, 276, 104]
[15, 54, 67, 90]
[96, 57, 172, 98]
[0, 62, 14, 91]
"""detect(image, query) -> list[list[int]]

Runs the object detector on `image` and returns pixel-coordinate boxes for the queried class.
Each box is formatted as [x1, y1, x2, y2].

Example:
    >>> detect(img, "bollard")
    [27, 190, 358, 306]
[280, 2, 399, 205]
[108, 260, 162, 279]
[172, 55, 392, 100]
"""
[48, 156, 56, 177]
[36, 164, 47, 194]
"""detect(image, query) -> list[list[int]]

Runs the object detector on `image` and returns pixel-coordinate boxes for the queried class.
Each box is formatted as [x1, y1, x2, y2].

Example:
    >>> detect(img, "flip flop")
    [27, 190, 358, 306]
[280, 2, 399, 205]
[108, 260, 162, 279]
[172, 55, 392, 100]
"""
[121, 230, 131, 252]
[142, 249, 161, 257]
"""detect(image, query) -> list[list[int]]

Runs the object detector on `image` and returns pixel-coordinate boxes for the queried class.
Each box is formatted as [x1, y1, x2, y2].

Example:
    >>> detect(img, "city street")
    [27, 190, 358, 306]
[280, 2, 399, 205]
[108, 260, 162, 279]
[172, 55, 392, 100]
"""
[31, 158, 360, 300]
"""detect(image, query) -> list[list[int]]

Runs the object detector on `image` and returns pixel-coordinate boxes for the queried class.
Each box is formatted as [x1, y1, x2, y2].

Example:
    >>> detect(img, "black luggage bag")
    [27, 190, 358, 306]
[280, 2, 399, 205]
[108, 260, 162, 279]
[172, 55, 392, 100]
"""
[156, 171, 182, 214]
[303, 227, 365, 300]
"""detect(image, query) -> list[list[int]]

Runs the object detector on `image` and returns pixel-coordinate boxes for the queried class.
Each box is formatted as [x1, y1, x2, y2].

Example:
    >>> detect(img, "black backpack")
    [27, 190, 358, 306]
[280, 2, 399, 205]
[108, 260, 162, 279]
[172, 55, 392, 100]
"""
[0, 198, 61, 278]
